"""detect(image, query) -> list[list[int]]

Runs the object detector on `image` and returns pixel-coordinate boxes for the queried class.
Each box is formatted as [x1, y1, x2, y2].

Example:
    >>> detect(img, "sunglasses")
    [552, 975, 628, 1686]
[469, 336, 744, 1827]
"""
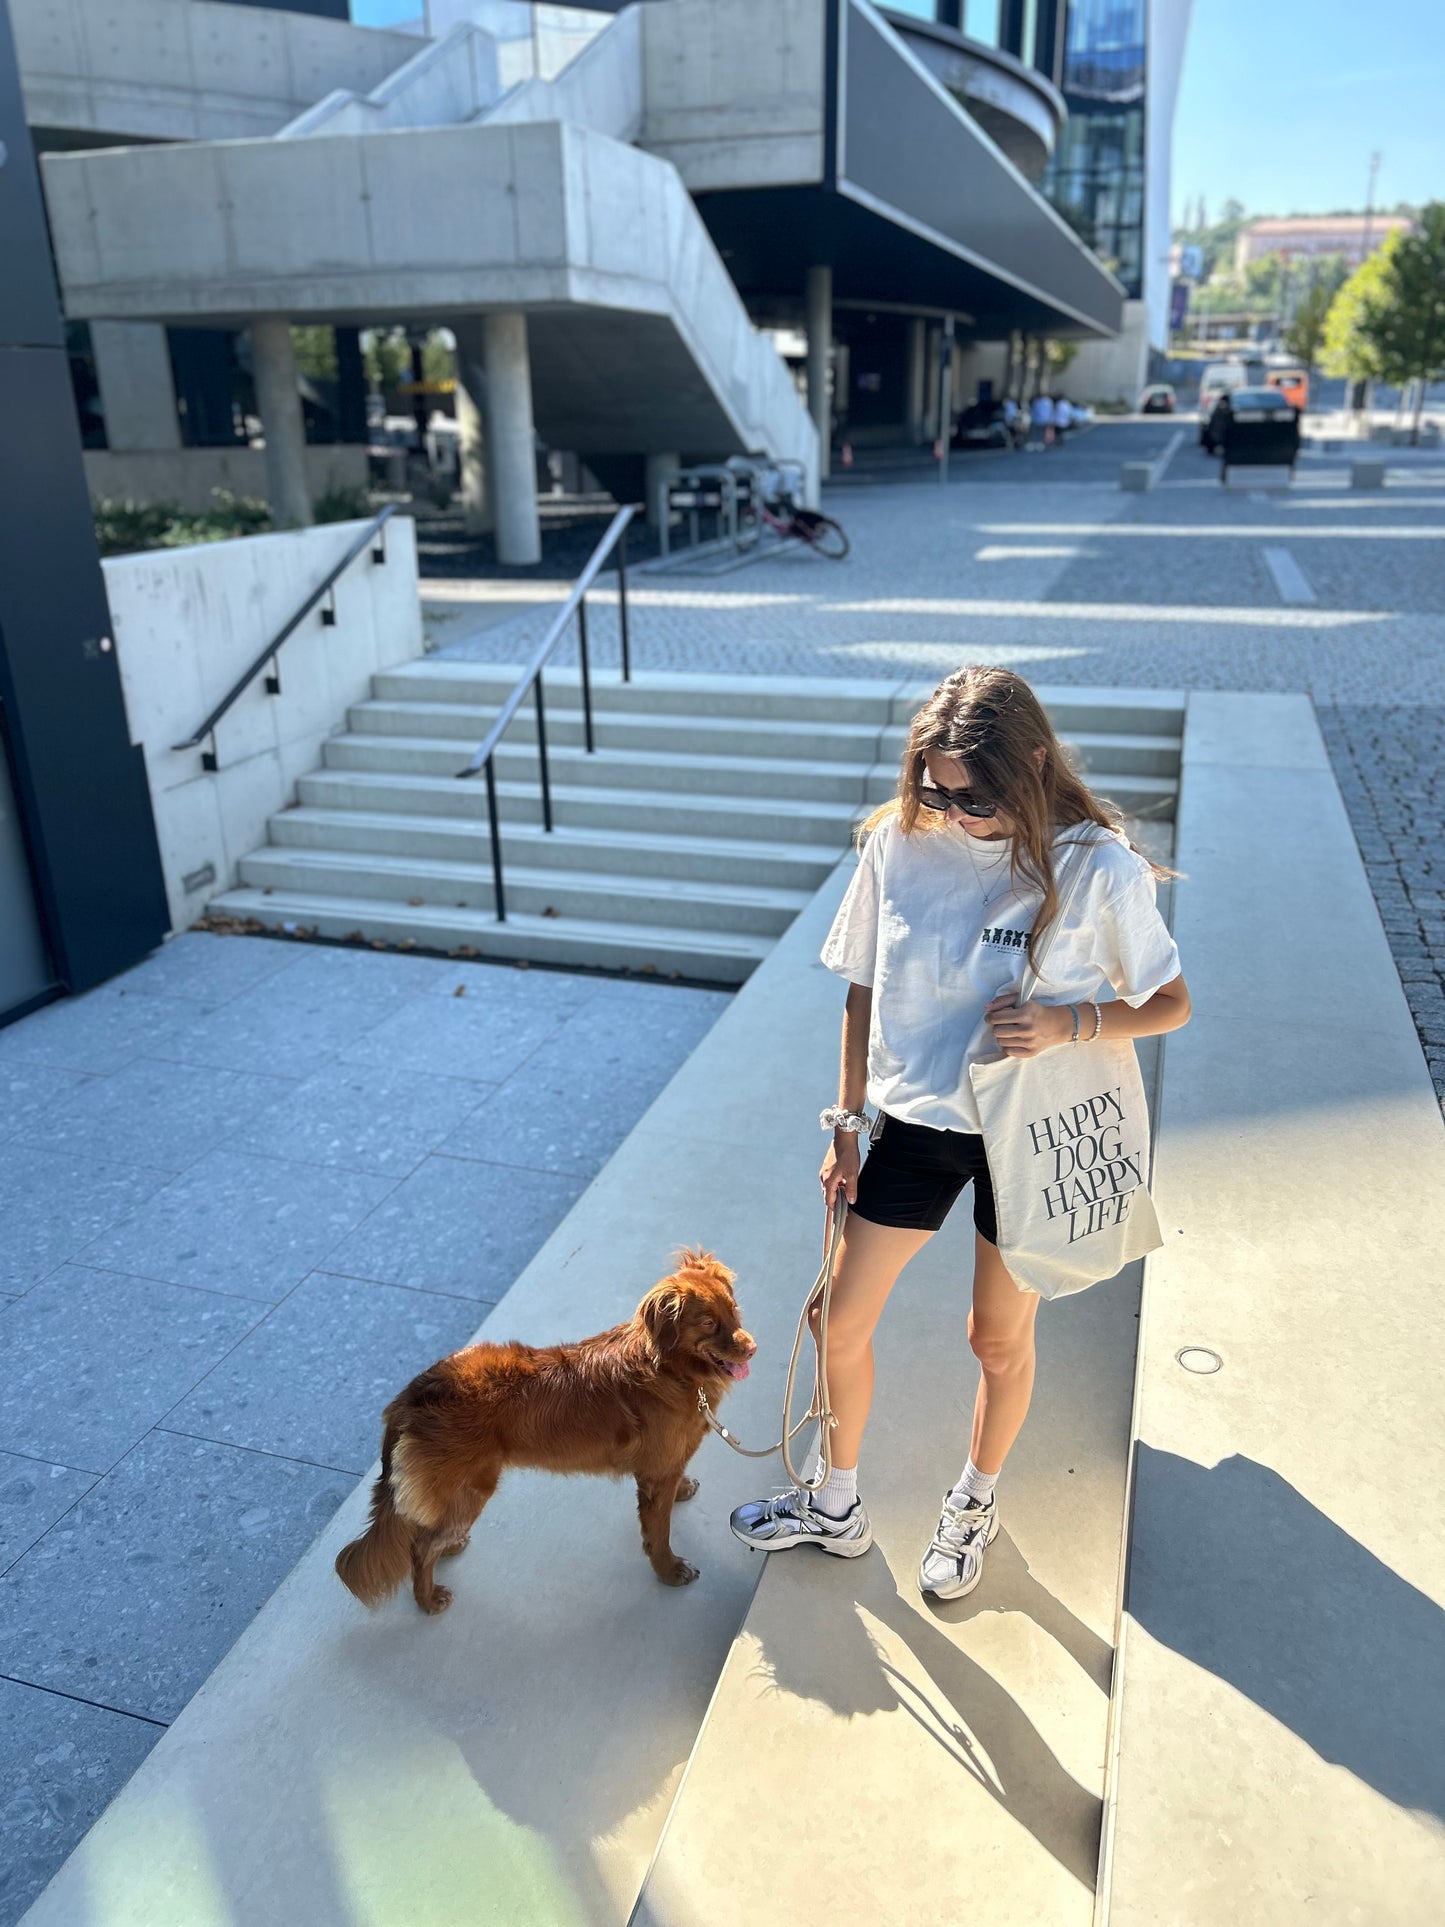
[918, 782, 1000, 820]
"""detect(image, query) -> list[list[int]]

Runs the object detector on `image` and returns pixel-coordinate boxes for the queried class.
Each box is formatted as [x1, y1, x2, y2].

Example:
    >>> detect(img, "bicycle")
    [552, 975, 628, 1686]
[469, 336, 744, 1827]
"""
[741, 488, 850, 560]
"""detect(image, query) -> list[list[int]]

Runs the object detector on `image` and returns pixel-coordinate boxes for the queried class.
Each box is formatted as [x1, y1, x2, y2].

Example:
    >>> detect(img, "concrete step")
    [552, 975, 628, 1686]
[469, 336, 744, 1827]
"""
[861, 766, 1179, 818]
[237, 846, 811, 936]
[877, 722, 1183, 778]
[321, 734, 878, 804]
[378, 664, 1187, 744]
[204, 887, 773, 983]
[269, 807, 842, 890]
[296, 768, 866, 846]
[348, 697, 891, 765]
[374, 661, 913, 725]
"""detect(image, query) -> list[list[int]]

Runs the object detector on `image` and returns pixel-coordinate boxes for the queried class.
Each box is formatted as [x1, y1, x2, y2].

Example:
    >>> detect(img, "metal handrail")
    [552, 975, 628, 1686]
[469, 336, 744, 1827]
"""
[172, 504, 398, 768]
[456, 502, 637, 923]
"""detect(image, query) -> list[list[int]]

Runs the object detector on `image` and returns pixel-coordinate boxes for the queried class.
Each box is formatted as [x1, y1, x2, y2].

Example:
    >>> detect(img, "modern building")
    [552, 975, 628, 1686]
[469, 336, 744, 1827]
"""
[1233, 212, 1413, 274]
[16, 0, 1133, 547]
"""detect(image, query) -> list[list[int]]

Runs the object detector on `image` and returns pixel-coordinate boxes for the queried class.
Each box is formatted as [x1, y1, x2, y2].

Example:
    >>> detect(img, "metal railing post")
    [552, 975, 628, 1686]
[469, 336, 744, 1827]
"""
[618, 522, 632, 683]
[484, 756, 506, 922]
[534, 669, 554, 833]
[576, 598, 596, 754]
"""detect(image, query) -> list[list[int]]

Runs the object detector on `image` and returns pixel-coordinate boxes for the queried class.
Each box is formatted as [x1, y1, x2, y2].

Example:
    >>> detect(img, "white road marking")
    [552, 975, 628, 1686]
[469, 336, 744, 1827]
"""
[1262, 548, 1317, 605]
[978, 522, 1442, 540]
[973, 545, 1093, 560]
[829, 597, 1379, 627]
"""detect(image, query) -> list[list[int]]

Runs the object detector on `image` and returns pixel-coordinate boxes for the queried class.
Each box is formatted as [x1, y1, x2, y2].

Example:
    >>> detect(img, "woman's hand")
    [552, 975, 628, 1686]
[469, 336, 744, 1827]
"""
[985, 994, 1076, 1058]
[821, 1131, 861, 1208]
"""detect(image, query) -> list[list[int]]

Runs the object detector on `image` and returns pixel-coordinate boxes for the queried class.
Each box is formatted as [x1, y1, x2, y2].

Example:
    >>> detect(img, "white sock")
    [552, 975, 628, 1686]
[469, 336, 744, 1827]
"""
[810, 1457, 858, 1519]
[948, 1458, 997, 1510]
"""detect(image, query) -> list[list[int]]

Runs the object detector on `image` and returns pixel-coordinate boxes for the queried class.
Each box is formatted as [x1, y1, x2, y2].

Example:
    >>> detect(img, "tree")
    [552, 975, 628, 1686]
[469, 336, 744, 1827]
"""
[1321, 237, 1398, 390]
[1283, 283, 1334, 368]
[1359, 202, 1445, 442]
[290, 326, 337, 383]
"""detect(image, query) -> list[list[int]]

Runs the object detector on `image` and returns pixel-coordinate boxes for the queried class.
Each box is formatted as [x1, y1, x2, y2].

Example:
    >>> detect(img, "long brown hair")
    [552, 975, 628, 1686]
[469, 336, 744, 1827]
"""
[860, 665, 1176, 976]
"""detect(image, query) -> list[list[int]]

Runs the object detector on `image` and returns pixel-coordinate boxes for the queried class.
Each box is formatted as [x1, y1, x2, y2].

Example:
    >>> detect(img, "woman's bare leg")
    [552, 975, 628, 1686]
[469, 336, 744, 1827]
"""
[966, 1230, 1042, 1476]
[812, 1215, 934, 1469]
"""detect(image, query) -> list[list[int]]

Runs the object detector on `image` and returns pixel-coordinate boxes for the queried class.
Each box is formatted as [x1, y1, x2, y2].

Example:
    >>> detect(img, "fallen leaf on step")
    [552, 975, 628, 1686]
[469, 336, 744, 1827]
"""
[453, 984, 467, 996]
[514, 959, 531, 969]
[407, 897, 424, 907]
[541, 906, 560, 918]
[640, 964, 657, 974]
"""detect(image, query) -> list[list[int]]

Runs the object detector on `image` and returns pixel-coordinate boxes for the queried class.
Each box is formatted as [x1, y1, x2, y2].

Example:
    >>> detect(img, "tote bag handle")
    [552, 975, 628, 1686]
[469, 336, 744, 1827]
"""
[1015, 832, 1109, 1006]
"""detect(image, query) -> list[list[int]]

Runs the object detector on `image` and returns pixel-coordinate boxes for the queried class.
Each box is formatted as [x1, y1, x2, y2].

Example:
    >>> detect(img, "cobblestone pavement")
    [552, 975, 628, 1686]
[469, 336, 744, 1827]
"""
[434, 423, 1445, 1107]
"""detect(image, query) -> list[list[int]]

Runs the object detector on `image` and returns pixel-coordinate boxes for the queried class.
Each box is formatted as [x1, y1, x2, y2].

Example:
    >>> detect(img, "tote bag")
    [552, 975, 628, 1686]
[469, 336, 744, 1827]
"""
[968, 833, 1163, 1299]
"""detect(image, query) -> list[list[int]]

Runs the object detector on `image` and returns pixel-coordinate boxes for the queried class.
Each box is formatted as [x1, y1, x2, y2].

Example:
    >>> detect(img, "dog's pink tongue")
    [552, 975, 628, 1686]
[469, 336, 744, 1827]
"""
[728, 1359, 751, 1381]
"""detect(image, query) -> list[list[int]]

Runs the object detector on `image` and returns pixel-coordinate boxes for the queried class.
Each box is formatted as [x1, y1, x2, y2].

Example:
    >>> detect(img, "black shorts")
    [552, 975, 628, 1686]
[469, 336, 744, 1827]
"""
[851, 1113, 998, 1241]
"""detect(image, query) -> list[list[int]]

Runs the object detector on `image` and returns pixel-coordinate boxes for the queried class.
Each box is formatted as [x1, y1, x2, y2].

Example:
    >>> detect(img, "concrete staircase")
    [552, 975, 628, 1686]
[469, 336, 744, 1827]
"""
[205, 663, 1183, 981]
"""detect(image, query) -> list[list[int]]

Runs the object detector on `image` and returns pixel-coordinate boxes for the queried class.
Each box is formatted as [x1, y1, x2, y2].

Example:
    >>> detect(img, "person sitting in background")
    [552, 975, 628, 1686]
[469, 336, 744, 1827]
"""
[1026, 393, 1054, 451]
[1000, 396, 1021, 447]
[1052, 396, 1075, 441]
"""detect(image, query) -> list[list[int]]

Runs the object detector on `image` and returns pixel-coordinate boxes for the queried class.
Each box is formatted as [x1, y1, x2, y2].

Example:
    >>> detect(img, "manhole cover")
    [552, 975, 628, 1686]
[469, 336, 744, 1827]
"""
[1176, 1346, 1222, 1375]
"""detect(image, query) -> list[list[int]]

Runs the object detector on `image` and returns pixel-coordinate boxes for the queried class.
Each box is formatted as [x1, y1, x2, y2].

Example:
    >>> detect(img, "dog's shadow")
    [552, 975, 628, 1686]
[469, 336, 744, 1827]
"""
[325, 1467, 754, 1921]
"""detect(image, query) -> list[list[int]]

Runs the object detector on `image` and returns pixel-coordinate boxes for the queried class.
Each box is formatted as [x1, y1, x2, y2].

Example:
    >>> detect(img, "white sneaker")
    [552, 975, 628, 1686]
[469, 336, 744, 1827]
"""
[729, 1487, 873, 1558]
[918, 1490, 1000, 1599]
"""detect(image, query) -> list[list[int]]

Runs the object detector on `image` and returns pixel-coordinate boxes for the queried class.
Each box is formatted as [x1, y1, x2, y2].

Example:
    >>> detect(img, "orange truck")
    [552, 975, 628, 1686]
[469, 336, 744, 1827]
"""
[1267, 368, 1309, 410]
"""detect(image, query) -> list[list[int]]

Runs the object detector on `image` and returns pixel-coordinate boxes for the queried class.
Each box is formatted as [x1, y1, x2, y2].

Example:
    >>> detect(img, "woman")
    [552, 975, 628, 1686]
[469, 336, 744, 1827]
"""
[730, 666, 1191, 1599]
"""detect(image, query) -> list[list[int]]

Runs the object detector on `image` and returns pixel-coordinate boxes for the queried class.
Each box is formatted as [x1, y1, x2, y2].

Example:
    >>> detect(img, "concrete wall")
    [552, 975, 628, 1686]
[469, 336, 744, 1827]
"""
[103, 515, 422, 934]
[638, 0, 826, 191]
[1143, 0, 1193, 354]
[86, 445, 369, 515]
[279, 24, 500, 138]
[12, 0, 418, 143]
[484, 0, 642, 140]
[1061, 300, 1152, 405]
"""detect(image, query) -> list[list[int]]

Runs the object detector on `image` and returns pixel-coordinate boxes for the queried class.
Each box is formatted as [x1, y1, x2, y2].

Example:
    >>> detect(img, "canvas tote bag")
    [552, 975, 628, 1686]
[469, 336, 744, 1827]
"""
[967, 833, 1164, 1299]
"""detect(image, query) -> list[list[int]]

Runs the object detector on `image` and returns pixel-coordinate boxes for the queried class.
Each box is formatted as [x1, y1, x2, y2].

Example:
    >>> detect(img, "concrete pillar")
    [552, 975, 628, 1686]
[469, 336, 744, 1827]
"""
[924, 324, 941, 442]
[645, 452, 680, 529]
[249, 316, 312, 529]
[483, 311, 540, 566]
[89, 321, 180, 452]
[906, 316, 927, 443]
[451, 317, 493, 537]
[805, 263, 832, 481]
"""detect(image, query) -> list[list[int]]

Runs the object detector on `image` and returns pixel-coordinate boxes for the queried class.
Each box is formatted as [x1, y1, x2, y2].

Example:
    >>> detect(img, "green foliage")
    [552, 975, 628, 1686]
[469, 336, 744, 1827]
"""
[362, 327, 456, 391]
[1360, 203, 1445, 398]
[362, 328, 411, 391]
[1321, 235, 1400, 381]
[94, 491, 271, 557]
[313, 484, 374, 524]
[1042, 339, 1079, 376]
[1283, 282, 1334, 368]
[291, 326, 338, 383]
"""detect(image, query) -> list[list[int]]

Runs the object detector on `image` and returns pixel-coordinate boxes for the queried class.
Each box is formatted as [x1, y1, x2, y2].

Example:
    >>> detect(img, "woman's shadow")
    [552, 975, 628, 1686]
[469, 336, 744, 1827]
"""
[747, 1526, 1114, 1891]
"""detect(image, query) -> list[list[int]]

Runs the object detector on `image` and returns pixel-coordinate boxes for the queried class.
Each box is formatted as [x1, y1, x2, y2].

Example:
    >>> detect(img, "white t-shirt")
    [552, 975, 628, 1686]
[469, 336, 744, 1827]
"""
[820, 813, 1182, 1134]
[1030, 395, 1054, 425]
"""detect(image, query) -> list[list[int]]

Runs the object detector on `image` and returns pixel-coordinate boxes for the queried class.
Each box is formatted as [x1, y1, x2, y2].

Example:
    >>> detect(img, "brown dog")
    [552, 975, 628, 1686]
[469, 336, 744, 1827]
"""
[334, 1249, 755, 1613]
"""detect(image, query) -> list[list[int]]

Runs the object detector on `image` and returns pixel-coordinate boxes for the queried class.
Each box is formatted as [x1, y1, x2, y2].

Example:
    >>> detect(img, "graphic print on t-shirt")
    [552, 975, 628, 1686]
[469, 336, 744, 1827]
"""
[980, 926, 1031, 950]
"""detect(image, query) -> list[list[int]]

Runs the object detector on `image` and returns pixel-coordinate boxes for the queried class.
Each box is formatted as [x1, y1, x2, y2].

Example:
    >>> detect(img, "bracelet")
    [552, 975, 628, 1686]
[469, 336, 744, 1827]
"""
[1090, 1001, 1104, 1041]
[1066, 1004, 1081, 1045]
[820, 1106, 869, 1134]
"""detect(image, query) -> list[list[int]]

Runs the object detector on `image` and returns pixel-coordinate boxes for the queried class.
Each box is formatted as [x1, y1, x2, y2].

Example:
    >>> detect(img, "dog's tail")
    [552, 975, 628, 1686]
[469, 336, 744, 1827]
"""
[335, 1415, 413, 1607]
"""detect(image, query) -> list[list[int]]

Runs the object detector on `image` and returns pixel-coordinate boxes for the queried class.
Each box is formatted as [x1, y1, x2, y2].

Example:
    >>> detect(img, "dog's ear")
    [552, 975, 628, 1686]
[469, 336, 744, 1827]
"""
[640, 1283, 686, 1353]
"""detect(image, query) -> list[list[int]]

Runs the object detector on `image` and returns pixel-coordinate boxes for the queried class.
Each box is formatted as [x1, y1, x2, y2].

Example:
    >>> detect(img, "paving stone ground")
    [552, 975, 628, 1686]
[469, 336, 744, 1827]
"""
[430, 421, 1445, 1108]
[0, 941, 726, 1923]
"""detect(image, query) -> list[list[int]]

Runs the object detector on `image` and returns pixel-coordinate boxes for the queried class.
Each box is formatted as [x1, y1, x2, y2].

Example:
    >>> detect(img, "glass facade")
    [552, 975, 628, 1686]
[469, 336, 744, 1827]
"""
[1041, 0, 1146, 296]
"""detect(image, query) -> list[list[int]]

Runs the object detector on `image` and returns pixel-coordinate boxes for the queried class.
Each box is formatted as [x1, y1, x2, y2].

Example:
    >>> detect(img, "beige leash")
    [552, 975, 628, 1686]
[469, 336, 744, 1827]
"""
[696, 1192, 847, 1493]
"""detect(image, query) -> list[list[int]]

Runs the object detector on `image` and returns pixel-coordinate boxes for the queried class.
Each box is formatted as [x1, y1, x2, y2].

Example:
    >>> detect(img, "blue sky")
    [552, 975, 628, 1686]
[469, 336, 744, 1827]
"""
[1171, 0, 1443, 221]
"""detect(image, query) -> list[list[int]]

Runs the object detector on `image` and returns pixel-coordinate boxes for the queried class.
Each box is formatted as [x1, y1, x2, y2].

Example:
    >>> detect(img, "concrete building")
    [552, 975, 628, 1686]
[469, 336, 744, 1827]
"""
[17, 0, 1130, 540]
[1233, 212, 1414, 273]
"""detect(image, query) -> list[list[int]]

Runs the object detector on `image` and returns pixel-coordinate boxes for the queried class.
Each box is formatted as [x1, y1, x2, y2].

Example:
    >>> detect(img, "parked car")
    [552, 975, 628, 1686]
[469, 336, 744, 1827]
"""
[1140, 384, 1177, 414]
[1198, 361, 1252, 441]
[951, 399, 1016, 450]
[1266, 367, 1310, 410]
[1201, 385, 1298, 457]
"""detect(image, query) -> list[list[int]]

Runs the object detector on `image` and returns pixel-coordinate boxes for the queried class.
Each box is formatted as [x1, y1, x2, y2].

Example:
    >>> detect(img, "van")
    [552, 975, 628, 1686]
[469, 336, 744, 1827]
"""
[1198, 362, 1251, 441]
[1267, 368, 1309, 410]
